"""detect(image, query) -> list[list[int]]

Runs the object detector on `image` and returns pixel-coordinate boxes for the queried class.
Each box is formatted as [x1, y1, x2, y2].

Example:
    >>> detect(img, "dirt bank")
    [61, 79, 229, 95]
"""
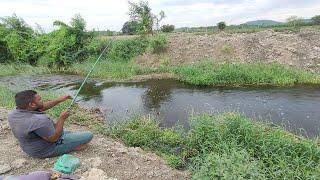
[0, 107, 189, 179]
[136, 28, 320, 73]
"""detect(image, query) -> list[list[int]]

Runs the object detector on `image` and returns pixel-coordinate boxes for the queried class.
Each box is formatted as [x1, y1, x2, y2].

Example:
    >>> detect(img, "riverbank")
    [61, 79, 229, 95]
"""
[1, 61, 320, 87]
[0, 85, 319, 179]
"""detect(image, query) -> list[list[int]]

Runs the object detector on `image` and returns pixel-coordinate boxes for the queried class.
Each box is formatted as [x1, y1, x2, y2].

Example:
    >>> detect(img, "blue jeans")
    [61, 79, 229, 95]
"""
[51, 131, 93, 157]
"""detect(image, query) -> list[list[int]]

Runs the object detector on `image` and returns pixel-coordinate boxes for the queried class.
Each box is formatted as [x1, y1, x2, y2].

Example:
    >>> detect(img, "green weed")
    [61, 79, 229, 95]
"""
[105, 113, 320, 179]
[174, 61, 320, 86]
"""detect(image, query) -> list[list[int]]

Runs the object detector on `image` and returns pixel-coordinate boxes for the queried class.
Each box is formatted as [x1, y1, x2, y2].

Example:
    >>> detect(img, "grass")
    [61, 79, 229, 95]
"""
[1, 84, 319, 179]
[174, 61, 320, 86]
[104, 113, 320, 179]
[179, 25, 320, 35]
[66, 59, 171, 79]
[0, 64, 49, 77]
[1, 61, 320, 87]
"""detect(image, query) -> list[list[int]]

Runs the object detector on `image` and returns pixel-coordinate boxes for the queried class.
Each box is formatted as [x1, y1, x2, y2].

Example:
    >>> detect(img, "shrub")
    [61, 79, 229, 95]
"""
[217, 21, 226, 31]
[221, 44, 234, 55]
[161, 24, 175, 33]
[149, 34, 167, 53]
[311, 15, 320, 25]
[122, 21, 139, 35]
[107, 37, 149, 61]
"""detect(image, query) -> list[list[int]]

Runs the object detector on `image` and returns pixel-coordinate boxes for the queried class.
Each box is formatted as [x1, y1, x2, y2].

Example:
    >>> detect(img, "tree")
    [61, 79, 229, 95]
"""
[286, 16, 304, 27]
[48, 14, 92, 67]
[128, 0, 165, 35]
[106, 30, 114, 36]
[70, 14, 86, 32]
[0, 14, 33, 38]
[217, 21, 226, 31]
[161, 24, 175, 33]
[311, 15, 320, 25]
[154, 10, 166, 30]
[122, 21, 139, 35]
[128, 0, 153, 34]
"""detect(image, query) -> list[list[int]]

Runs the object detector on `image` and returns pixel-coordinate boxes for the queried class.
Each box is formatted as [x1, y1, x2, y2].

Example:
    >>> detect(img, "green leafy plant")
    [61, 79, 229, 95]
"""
[217, 21, 227, 31]
[107, 37, 149, 61]
[161, 24, 175, 33]
[149, 34, 167, 53]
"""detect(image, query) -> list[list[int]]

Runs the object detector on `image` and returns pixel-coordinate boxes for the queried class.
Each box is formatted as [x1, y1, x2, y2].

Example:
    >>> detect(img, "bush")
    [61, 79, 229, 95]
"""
[311, 15, 320, 25]
[149, 34, 167, 53]
[107, 37, 149, 61]
[217, 21, 226, 31]
[161, 24, 175, 33]
[122, 21, 139, 35]
[0, 14, 93, 67]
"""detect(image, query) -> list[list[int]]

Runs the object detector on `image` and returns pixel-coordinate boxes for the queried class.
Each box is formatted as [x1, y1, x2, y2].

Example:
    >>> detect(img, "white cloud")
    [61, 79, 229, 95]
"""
[0, 0, 319, 31]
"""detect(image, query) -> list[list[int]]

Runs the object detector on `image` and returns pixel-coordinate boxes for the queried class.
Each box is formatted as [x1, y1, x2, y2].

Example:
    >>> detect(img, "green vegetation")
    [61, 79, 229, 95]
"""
[1, 84, 320, 179]
[312, 15, 320, 25]
[128, 0, 165, 35]
[122, 21, 140, 35]
[104, 113, 320, 179]
[0, 14, 94, 67]
[176, 17, 318, 34]
[149, 34, 167, 53]
[66, 60, 167, 79]
[174, 62, 320, 86]
[220, 44, 234, 55]
[0, 85, 15, 108]
[161, 24, 175, 33]
[1, 61, 320, 87]
[286, 16, 305, 27]
[217, 21, 227, 31]
[0, 64, 49, 77]
[107, 37, 149, 62]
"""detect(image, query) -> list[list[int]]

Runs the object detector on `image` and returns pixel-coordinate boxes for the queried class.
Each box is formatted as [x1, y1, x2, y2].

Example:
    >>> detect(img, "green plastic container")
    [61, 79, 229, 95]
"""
[53, 154, 81, 174]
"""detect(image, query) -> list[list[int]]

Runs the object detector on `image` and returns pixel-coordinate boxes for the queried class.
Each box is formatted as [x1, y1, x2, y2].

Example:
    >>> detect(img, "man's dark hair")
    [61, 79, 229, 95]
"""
[15, 90, 37, 109]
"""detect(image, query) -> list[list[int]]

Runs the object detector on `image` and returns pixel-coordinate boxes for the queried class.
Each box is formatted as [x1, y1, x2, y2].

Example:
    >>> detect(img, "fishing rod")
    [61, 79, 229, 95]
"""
[68, 38, 114, 109]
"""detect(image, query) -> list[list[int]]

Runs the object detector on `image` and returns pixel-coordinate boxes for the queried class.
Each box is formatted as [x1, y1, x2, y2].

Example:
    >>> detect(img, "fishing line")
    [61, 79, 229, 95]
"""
[68, 38, 114, 109]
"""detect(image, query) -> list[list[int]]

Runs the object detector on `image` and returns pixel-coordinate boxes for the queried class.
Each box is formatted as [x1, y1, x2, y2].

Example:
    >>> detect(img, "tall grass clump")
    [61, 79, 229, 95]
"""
[0, 64, 49, 77]
[106, 113, 320, 179]
[67, 58, 171, 79]
[174, 61, 320, 86]
[0, 85, 15, 108]
[149, 34, 167, 53]
[106, 116, 186, 168]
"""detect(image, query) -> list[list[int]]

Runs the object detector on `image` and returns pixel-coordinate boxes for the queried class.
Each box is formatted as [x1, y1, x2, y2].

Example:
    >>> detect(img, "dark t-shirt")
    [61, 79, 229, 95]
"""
[8, 108, 56, 158]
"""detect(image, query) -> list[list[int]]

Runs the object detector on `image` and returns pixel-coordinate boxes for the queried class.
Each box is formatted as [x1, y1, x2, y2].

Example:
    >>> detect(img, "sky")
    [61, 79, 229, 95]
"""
[0, 0, 319, 32]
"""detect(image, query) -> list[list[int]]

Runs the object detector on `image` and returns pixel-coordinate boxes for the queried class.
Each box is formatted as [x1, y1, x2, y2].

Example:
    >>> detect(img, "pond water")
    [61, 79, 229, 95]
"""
[2, 75, 320, 137]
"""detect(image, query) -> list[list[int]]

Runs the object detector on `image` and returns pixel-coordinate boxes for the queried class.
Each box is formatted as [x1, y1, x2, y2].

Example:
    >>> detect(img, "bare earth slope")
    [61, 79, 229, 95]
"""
[136, 29, 320, 73]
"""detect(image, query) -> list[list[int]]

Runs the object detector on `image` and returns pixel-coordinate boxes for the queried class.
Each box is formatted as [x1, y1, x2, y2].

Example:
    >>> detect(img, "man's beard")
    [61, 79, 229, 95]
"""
[35, 103, 44, 111]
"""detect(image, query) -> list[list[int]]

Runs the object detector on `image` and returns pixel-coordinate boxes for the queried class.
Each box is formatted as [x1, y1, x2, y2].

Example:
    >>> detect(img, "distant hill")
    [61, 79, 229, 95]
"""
[244, 20, 282, 26]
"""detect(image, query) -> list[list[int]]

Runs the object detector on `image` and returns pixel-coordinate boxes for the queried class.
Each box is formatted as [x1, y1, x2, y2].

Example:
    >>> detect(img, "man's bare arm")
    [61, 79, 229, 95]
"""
[42, 110, 70, 143]
[41, 95, 71, 111]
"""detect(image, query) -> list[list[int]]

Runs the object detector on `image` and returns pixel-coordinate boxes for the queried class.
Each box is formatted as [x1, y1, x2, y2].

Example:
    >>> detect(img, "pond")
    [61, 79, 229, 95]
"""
[2, 75, 320, 137]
